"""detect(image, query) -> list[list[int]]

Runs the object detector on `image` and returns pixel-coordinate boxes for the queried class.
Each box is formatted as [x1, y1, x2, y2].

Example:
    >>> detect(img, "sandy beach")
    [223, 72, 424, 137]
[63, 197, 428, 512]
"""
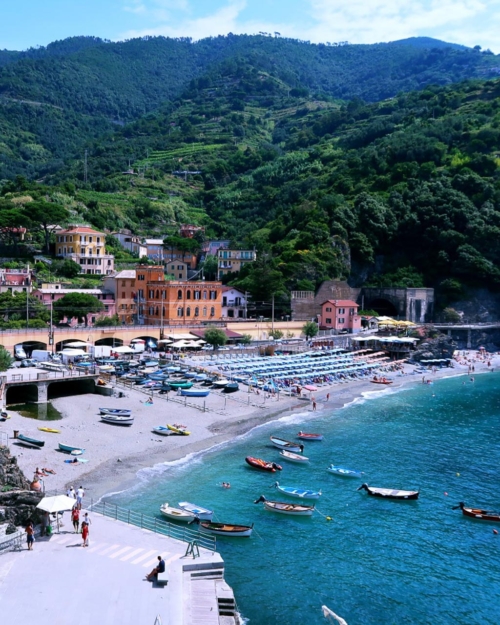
[4, 350, 496, 502]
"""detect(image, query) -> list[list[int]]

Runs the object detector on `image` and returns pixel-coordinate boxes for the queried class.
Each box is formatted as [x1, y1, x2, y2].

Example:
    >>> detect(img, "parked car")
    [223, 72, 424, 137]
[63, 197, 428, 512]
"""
[20, 358, 38, 368]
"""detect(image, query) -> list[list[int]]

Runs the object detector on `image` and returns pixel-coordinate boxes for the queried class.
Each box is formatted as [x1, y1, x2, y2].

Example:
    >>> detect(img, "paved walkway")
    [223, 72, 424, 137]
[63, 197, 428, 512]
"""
[0, 511, 217, 625]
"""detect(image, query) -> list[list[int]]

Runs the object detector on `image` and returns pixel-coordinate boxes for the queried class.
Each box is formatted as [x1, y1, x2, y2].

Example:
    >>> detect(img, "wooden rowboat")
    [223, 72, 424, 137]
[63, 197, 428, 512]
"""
[59, 443, 85, 454]
[38, 427, 60, 434]
[254, 495, 315, 516]
[328, 465, 362, 478]
[297, 431, 323, 441]
[17, 434, 45, 448]
[270, 436, 304, 453]
[245, 456, 282, 472]
[279, 450, 309, 464]
[357, 483, 419, 500]
[160, 503, 196, 523]
[178, 501, 213, 521]
[453, 501, 500, 522]
[179, 388, 210, 397]
[274, 481, 321, 500]
[199, 521, 254, 537]
[100, 414, 134, 426]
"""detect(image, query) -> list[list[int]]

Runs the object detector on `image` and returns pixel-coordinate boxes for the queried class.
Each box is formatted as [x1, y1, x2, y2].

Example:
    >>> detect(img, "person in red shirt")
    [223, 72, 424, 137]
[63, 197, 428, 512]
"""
[71, 506, 80, 533]
[81, 521, 89, 547]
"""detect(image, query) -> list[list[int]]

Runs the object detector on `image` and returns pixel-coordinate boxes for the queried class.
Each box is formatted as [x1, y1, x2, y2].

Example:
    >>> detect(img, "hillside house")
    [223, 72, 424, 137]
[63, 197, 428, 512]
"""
[55, 226, 115, 275]
[318, 299, 361, 333]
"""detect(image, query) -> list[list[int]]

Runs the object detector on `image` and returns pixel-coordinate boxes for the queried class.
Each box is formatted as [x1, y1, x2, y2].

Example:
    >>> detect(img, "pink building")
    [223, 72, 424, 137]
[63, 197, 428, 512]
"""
[318, 299, 361, 333]
[33, 286, 116, 326]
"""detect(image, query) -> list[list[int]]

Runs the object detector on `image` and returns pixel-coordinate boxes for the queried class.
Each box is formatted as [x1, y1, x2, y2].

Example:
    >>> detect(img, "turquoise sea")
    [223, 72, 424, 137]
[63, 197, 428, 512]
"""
[107, 373, 500, 624]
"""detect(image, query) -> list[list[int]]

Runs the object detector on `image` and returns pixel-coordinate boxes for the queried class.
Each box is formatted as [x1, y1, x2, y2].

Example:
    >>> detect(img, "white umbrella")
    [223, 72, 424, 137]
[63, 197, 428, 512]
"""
[61, 348, 86, 356]
[170, 340, 189, 348]
[158, 339, 173, 344]
[113, 346, 135, 354]
[36, 495, 77, 533]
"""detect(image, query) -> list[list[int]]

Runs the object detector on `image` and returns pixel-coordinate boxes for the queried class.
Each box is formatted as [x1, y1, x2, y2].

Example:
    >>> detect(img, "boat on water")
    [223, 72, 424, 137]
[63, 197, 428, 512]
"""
[160, 503, 197, 522]
[298, 431, 323, 441]
[199, 521, 254, 537]
[322, 604, 349, 625]
[327, 465, 363, 478]
[179, 388, 210, 397]
[453, 501, 500, 522]
[370, 377, 393, 385]
[167, 424, 191, 436]
[178, 501, 213, 521]
[152, 426, 174, 436]
[357, 483, 419, 500]
[223, 382, 239, 393]
[274, 481, 321, 500]
[100, 414, 134, 426]
[59, 443, 85, 454]
[245, 456, 282, 472]
[254, 495, 315, 516]
[38, 427, 60, 434]
[99, 408, 132, 417]
[17, 434, 45, 448]
[270, 436, 304, 453]
[279, 450, 309, 464]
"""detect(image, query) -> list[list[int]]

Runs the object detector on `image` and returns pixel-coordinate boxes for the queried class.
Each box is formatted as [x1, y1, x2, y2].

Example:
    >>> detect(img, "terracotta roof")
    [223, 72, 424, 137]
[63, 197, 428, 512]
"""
[58, 226, 105, 235]
[321, 299, 359, 307]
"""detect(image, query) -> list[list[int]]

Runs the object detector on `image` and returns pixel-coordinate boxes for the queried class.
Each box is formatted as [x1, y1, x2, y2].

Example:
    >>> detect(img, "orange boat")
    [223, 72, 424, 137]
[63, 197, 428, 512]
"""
[371, 376, 393, 385]
[453, 501, 500, 522]
[298, 431, 323, 441]
[245, 456, 282, 472]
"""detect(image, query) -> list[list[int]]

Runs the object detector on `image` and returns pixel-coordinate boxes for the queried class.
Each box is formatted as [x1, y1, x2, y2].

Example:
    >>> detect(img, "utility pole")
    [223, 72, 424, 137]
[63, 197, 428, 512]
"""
[271, 294, 274, 335]
[49, 300, 54, 353]
[84, 150, 88, 184]
[244, 291, 248, 320]
[160, 290, 164, 340]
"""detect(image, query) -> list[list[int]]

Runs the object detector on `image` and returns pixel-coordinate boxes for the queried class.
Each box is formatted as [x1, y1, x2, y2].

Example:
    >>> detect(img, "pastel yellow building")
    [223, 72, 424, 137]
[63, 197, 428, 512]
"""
[55, 226, 115, 275]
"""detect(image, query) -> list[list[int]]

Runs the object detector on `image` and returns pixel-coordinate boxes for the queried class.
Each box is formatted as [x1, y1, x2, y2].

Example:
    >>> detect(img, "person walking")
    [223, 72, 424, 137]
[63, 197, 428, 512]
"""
[76, 486, 85, 511]
[81, 522, 89, 547]
[82, 512, 91, 527]
[71, 506, 80, 533]
[25, 520, 35, 551]
[67, 486, 76, 500]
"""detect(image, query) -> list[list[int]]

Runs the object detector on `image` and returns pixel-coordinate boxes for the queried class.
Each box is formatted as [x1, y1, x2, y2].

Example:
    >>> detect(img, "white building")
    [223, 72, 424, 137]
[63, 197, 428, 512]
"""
[111, 230, 147, 258]
[222, 287, 248, 319]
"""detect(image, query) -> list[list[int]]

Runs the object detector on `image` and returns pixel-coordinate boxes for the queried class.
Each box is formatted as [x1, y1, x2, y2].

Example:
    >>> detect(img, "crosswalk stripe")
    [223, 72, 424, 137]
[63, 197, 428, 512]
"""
[53, 535, 75, 545]
[165, 553, 181, 566]
[109, 546, 133, 559]
[99, 544, 121, 556]
[120, 548, 143, 562]
[87, 542, 106, 553]
[131, 549, 157, 565]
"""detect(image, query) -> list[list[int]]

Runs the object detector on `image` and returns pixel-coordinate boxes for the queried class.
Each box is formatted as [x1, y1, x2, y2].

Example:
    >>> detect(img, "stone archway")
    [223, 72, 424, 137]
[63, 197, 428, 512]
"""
[365, 298, 399, 317]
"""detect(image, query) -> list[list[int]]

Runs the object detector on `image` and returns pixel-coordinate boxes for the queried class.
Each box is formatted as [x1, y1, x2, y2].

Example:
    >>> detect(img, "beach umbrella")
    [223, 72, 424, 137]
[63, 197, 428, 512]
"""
[36, 495, 77, 533]
[64, 341, 90, 348]
[113, 346, 135, 354]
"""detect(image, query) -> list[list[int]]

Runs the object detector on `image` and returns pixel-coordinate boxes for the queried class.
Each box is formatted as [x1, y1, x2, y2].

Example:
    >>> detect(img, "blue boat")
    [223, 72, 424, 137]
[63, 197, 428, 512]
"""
[179, 388, 210, 397]
[274, 481, 321, 500]
[152, 426, 174, 436]
[59, 443, 85, 454]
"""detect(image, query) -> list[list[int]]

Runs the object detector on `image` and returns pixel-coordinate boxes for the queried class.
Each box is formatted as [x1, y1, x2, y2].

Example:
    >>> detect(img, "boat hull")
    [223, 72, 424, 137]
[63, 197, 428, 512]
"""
[152, 426, 174, 436]
[160, 504, 196, 523]
[359, 484, 419, 500]
[200, 522, 253, 537]
[167, 424, 191, 435]
[179, 389, 210, 397]
[99, 408, 132, 416]
[100, 415, 134, 426]
[59, 443, 85, 454]
[270, 436, 304, 453]
[17, 434, 45, 448]
[178, 501, 213, 521]
[461, 507, 500, 522]
[245, 457, 282, 472]
[328, 466, 362, 478]
[279, 450, 309, 464]
[275, 482, 321, 500]
[297, 432, 323, 441]
[263, 500, 314, 516]
[223, 383, 239, 393]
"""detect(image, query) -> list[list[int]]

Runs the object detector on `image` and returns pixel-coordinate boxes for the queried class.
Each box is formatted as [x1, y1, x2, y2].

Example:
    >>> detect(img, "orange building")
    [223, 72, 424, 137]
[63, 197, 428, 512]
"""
[318, 299, 362, 333]
[135, 265, 165, 324]
[144, 281, 223, 326]
[103, 270, 137, 324]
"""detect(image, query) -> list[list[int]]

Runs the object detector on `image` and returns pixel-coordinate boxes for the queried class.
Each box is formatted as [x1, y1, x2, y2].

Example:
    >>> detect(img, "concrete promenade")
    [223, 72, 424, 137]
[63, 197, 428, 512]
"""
[0, 510, 227, 625]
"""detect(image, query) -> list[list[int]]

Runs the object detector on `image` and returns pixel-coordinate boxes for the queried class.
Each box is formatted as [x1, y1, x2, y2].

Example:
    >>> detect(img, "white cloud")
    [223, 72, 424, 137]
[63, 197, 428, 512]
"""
[119, 0, 500, 52]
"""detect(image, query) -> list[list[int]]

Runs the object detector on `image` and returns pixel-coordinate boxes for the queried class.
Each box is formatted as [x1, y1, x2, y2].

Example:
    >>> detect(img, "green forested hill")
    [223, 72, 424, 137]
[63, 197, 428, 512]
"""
[0, 34, 499, 179]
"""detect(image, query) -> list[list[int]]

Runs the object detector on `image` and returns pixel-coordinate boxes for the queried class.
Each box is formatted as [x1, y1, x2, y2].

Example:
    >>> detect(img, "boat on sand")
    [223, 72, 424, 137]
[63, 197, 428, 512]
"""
[167, 424, 191, 435]
[99, 408, 132, 416]
[100, 414, 134, 426]
[17, 434, 45, 448]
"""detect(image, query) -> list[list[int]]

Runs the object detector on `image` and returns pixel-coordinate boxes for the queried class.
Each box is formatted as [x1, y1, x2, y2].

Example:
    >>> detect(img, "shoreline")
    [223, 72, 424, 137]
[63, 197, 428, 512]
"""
[5, 353, 494, 504]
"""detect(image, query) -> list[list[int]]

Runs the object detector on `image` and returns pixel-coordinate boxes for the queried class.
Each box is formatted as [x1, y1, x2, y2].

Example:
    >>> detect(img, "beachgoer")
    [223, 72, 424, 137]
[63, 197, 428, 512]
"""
[41, 511, 50, 536]
[43, 468, 56, 474]
[71, 506, 80, 533]
[76, 486, 85, 510]
[83, 512, 91, 526]
[25, 521, 34, 551]
[326, 393, 330, 402]
[67, 486, 76, 499]
[146, 556, 165, 581]
[312, 399, 317, 411]
[81, 522, 89, 547]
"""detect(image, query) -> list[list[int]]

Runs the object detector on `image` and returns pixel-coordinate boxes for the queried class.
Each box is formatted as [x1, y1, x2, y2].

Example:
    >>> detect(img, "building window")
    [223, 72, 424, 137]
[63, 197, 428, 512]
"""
[171, 265, 175, 271]
[203, 291, 207, 300]
[326, 307, 332, 312]
[194, 307, 199, 317]
[177, 289, 182, 300]
[97, 237, 100, 243]
[350, 308, 355, 315]
[122, 281, 126, 287]
[339, 318, 345, 324]
[326, 318, 332, 324]
[138, 275, 145, 281]
[210, 291, 217, 300]
[203, 307, 207, 317]
[149, 290, 154, 298]
[194, 291, 200, 300]
[210, 307, 215, 317]
[338, 308, 345, 315]
[149, 306, 154, 315]
[155, 307, 159, 316]
[186, 307, 191, 317]
[177, 307, 183, 317]
[89, 237, 92, 243]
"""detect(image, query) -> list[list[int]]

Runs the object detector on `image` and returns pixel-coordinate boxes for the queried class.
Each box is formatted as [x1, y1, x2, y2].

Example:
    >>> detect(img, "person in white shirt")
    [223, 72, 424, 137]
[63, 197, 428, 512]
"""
[83, 512, 91, 526]
[76, 486, 85, 510]
[67, 486, 76, 499]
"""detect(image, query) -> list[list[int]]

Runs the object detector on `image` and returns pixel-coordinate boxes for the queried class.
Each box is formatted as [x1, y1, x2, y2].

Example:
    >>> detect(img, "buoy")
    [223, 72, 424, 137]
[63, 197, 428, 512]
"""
[326, 516, 332, 521]
[444, 492, 448, 496]
[456, 473, 460, 477]
[494, 529, 498, 535]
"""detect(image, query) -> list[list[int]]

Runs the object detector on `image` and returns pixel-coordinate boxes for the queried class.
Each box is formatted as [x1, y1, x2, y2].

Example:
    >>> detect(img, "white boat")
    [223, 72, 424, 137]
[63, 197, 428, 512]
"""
[270, 436, 304, 453]
[322, 605, 349, 625]
[152, 426, 174, 436]
[100, 414, 134, 426]
[327, 465, 362, 478]
[279, 450, 309, 464]
[274, 481, 321, 500]
[178, 501, 213, 521]
[99, 408, 132, 416]
[160, 503, 196, 522]
[254, 495, 314, 516]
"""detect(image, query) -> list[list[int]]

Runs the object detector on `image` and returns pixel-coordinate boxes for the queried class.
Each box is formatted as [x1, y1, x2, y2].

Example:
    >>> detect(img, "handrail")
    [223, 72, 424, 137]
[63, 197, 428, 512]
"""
[90, 500, 216, 552]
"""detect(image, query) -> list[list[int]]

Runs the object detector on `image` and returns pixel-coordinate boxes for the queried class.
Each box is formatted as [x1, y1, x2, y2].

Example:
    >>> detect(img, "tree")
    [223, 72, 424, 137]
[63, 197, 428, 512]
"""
[240, 334, 252, 345]
[53, 293, 104, 326]
[53, 259, 81, 278]
[94, 314, 120, 327]
[203, 328, 228, 350]
[269, 329, 284, 340]
[0, 346, 13, 371]
[302, 321, 319, 340]
[0, 202, 30, 257]
[23, 201, 69, 253]
[202, 255, 218, 280]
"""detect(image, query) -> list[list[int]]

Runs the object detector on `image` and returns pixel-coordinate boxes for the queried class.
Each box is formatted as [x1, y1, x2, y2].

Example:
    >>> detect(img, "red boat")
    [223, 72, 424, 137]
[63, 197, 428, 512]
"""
[245, 457, 282, 472]
[298, 431, 323, 441]
[370, 376, 393, 385]
[453, 501, 500, 522]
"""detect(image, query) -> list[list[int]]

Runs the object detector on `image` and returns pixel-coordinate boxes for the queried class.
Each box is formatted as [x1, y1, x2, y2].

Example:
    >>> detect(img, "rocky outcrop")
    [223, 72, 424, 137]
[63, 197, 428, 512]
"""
[410, 333, 457, 362]
[0, 446, 42, 527]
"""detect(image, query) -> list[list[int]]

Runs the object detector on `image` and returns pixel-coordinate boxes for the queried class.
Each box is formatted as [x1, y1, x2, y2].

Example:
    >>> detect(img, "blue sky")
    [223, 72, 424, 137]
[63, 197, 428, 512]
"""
[1, 0, 499, 52]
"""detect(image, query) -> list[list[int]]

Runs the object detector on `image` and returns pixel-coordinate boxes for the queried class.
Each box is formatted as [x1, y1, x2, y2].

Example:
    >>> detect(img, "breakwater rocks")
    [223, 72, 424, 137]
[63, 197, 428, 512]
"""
[411, 334, 457, 362]
[0, 446, 42, 528]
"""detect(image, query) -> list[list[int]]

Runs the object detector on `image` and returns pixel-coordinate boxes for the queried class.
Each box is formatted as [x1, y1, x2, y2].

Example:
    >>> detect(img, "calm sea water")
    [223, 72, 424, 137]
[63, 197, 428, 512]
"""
[107, 373, 500, 625]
